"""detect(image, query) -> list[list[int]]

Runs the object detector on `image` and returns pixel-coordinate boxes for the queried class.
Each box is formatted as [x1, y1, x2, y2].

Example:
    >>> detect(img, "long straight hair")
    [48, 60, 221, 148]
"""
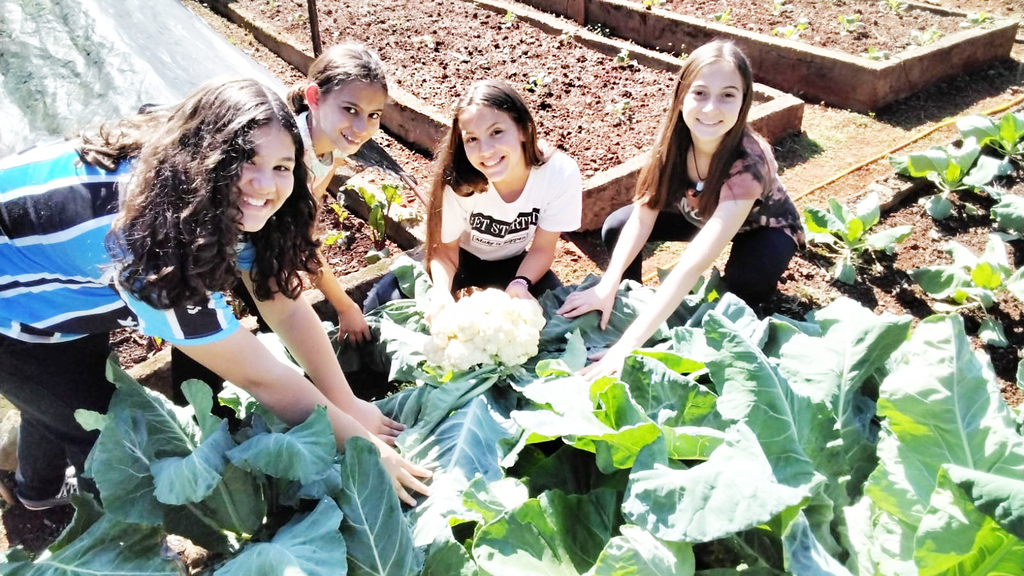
[88, 78, 319, 308]
[287, 43, 388, 114]
[424, 80, 548, 265]
[635, 41, 754, 217]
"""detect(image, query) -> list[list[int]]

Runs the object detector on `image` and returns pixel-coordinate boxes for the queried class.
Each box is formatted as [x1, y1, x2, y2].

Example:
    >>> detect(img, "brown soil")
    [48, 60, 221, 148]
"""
[658, 0, 997, 56]
[316, 190, 402, 277]
[229, 0, 677, 178]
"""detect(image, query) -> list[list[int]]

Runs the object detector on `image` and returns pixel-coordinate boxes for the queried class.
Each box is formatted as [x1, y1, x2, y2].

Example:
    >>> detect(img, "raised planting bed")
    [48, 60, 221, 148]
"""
[509, 0, 1018, 111]
[203, 0, 804, 230]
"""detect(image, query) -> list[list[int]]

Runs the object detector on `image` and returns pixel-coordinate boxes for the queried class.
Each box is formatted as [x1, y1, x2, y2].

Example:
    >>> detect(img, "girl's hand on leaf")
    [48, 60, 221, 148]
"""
[374, 440, 432, 507]
[556, 281, 618, 329]
[335, 300, 371, 345]
[349, 398, 404, 445]
[578, 343, 628, 382]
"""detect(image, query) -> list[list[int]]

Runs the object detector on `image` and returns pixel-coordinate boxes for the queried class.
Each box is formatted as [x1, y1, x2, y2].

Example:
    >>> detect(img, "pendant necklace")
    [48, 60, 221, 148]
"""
[691, 147, 706, 195]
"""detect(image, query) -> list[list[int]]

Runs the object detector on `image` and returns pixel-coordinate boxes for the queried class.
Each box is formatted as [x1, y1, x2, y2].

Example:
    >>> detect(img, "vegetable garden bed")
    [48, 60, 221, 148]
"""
[203, 0, 804, 230]
[509, 0, 1018, 111]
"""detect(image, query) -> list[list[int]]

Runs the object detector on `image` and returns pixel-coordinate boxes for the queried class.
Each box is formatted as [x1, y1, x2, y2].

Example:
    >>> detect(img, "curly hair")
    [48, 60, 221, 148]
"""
[84, 78, 320, 308]
[424, 80, 548, 266]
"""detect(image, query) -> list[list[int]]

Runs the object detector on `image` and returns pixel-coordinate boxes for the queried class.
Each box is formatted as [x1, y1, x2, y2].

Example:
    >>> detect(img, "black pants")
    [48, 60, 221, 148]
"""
[602, 205, 796, 306]
[0, 333, 113, 500]
[363, 249, 563, 312]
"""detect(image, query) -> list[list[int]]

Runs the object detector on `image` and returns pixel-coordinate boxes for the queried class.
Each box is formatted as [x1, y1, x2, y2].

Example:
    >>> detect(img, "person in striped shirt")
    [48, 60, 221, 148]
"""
[0, 78, 430, 510]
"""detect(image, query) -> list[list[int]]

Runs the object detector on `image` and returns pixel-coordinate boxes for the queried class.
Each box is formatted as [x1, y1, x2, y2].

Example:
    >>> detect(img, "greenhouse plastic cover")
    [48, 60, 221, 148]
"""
[0, 0, 289, 158]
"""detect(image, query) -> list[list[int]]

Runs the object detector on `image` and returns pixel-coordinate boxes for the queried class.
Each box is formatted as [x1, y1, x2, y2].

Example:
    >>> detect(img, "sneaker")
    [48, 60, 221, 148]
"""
[16, 468, 78, 511]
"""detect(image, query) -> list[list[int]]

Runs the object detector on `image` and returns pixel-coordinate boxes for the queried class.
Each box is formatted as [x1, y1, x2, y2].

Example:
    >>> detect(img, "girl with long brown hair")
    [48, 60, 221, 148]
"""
[364, 79, 582, 310]
[558, 41, 804, 380]
[0, 78, 430, 510]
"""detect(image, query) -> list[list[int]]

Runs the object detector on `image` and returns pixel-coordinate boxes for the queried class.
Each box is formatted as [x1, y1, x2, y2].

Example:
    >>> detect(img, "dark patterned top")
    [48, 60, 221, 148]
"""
[667, 131, 805, 249]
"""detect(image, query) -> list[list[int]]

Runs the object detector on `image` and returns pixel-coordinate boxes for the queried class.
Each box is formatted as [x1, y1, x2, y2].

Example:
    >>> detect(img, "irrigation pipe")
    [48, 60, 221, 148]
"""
[793, 93, 1024, 202]
[636, 93, 1024, 284]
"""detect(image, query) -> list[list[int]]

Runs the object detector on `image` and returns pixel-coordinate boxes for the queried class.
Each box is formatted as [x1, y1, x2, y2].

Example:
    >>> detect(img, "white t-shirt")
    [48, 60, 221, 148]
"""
[441, 151, 582, 261]
[296, 110, 337, 190]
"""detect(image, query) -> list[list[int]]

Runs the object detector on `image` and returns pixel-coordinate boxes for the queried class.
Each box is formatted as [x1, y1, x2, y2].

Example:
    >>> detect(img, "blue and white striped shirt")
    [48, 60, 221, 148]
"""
[0, 142, 241, 345]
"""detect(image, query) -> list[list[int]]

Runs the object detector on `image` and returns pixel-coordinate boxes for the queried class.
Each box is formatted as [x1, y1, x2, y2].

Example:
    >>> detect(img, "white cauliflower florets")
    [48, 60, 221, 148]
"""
[424, 288, 546, 372]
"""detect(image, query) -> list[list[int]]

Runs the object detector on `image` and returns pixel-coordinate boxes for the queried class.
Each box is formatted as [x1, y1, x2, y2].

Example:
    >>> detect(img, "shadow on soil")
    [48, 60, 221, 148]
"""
[773, 132, 827, 172]
[873, 57, 1024, 130]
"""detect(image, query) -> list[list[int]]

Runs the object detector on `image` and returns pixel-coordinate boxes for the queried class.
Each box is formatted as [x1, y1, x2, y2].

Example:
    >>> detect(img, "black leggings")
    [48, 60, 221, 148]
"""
[363, 249, 562, 312]
[602, 205, 796, 306]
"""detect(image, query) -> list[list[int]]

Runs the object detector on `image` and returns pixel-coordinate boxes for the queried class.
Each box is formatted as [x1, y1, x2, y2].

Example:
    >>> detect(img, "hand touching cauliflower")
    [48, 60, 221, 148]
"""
[424, 288, 546, 372]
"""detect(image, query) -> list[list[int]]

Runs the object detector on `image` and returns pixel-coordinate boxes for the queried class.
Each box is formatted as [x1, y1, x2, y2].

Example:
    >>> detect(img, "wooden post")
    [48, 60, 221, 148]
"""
[307, 0, 323, 57]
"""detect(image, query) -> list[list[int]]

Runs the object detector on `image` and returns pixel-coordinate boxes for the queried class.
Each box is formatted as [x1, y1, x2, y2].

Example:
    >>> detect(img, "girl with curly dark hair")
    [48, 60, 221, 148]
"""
[0, 78, 430, 510]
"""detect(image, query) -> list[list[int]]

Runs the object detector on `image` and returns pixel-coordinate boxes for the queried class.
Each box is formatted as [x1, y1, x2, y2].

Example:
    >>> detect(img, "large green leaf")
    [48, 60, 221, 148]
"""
[909, 266, 972, 301]
[782, 512, 854, 575]
[3, 498, 180, 575]
[86, 410, 162, 524]
[151, 420, 234, 505]
[962, 154, 1013, 189]
[620, 355, 720, 428]
[404, 390, 520, 546]
[866, 314, 1024, 527]
[338, 437, 418, 576]
[473, 489, 619, 575]
[991, 194, 1024, 234]
[914, 466, 1024, 575]
[622, 425, 808, 543]
[421, 530, 479, 576]
[227, 406, 335, 484]
[396, 366, 503, 450]
[215, 498, 347, 576]
[585, 525, 695, 576]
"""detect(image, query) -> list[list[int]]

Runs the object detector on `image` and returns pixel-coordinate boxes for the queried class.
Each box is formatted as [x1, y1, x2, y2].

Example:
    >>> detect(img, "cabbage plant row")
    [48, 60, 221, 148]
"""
[4, 259, 1024, 575]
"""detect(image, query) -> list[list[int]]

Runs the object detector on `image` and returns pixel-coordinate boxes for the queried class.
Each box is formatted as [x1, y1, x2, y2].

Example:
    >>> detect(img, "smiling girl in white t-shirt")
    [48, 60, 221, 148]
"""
[364, 80, 582, 312]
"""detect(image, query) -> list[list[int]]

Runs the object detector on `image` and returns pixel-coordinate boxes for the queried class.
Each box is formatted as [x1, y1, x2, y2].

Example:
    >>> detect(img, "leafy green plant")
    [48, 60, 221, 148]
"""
[322, 203, 349, 247]
[878, 0, 908, 14]
[642, 0, 665, 8]
[771, 0, 792, 16]
[524, 72, 553, 93]
[558, 30, 574, 45]
[910, 27, 943, 45]
[352, 182, 403, 263]
[503, 9, 518, 26]
[956, 112, 1024, 163]
[772, 18, 809, 39]
[862, 46, 891, 60]
[963, 11, 996, 26]
[2, 363, 416, 574]
[910, 234, 1024, 346]
[612, 48, 633, 67]
[711, 7, 732, 24]
[837, 14, 864, 34]
[991, 193, 1024, 235]
[889, 137, 1013, 219]
[803, 192, 913, 284]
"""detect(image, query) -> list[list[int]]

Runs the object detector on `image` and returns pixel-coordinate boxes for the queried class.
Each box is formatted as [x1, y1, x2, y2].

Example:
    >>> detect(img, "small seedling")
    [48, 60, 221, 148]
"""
[352, 183, 403, 264]
[862, 46, 891, 60]
[771, 0, 792, 16]
[289, 12, 307, 23]
[878, 0, 908, 14]
[605, 100, 631, 122]
[558, 30, 574, 45]
[837, 14, 864, 34]
[910, 28, 943, 46]
[503, 10, 518, 25]
[524, 73, 553, 93]
[910, 234, 1024, 347]
[711, 8, 732, 24]
[642, 0, 665, 8]
[322, 203, 349, 247]
[587, 23, 611, 37]
[613, 48, 633, 67]
[963, 11, 996, 27]
[772, 18, 809, 39]
[803, 193, 913, 284]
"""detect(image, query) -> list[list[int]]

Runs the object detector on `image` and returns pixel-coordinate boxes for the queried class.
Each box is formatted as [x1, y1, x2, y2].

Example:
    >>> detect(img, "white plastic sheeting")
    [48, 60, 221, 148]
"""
[0, 0, 288, 158]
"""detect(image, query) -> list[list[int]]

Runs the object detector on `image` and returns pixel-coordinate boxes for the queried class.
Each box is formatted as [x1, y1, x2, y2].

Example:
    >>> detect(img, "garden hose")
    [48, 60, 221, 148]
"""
[793, 93, 1024, 202]
[637, 94, 1024, 284]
